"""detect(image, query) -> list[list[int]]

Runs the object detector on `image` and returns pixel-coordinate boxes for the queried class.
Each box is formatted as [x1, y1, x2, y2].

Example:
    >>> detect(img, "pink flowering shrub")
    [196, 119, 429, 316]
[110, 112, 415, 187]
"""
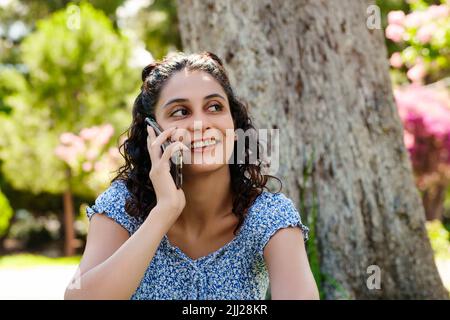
[386, 1, 450, 84]
[394, 84, 450, 220]
[55, 124, 124, 193]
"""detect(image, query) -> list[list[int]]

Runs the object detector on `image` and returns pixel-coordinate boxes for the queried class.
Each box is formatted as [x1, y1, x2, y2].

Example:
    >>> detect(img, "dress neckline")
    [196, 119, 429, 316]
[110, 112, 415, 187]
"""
[162, 192, 266, 264]
[163, 213, 247, 264]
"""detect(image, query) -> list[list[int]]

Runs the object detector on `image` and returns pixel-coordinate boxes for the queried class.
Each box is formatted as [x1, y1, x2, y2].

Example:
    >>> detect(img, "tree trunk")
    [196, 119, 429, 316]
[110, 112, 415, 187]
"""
[422, 184, 445, 221]
[176, 0, 448, 299]
[63, 168, 75, 257]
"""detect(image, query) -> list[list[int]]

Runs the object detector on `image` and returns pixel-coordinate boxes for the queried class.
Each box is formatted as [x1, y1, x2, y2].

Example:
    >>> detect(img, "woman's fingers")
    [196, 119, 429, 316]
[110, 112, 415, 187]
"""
[152, 126, 177, 148]
[146, 125, 159, 160]
[160, 141, 190, 164]
[146, 126, 177, 160]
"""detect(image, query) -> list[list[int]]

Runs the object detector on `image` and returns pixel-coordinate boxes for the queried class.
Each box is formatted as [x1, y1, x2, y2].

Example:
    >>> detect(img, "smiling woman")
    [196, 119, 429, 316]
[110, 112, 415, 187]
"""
[64, 51, 319, 300]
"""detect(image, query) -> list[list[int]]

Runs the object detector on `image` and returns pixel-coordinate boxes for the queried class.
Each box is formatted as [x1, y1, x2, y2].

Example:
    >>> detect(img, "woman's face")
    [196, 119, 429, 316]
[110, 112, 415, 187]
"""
[153, 69, 236, 176]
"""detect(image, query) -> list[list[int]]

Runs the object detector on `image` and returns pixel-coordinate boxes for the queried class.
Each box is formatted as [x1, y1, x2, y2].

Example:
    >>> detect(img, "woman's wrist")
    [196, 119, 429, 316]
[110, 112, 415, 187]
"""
[152, 202, 182, 223]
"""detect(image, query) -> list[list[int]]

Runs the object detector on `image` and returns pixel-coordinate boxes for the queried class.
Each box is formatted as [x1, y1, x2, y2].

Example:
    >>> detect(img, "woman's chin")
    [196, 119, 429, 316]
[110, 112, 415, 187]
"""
[183, 155, 230, 175]
[183, 161, 227, 175]
[182, 141, 234, 175]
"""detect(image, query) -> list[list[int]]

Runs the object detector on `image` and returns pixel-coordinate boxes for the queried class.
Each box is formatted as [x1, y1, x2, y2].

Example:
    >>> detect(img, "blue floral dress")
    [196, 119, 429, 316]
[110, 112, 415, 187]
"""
[86, 180, 309, 300]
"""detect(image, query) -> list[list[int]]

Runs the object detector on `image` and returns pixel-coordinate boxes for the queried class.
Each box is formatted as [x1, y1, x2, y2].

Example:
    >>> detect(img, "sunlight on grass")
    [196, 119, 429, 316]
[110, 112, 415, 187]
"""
[0, 254, 81, 269]
[426, 220, 450, 295]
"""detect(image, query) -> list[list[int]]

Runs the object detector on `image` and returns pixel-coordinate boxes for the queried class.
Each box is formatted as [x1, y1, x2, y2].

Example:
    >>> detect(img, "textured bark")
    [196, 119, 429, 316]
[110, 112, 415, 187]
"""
[423, 184, 445, 221]
[176, 0, 448, 299]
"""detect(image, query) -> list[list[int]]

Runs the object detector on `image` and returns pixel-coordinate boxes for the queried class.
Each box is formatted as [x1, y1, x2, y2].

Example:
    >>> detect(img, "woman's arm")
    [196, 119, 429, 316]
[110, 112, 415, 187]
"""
[264, 226, 320, 300]
[64, 204, 179, 300]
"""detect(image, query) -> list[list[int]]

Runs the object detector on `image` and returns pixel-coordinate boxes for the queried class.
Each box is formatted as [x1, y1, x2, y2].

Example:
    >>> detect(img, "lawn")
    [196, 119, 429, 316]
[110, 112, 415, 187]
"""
[0, 253, 81, 269]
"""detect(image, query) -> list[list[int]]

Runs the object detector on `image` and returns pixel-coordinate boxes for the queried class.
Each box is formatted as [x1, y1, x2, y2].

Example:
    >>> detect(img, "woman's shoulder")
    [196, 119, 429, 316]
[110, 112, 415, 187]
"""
[246, 190, 310, 253]
[88, 179, 130, 210]
[249, 190, 299, 217]
[86, 179, 143, 235]
[253, 190, 293, 206]
[99, 179, 129, 198]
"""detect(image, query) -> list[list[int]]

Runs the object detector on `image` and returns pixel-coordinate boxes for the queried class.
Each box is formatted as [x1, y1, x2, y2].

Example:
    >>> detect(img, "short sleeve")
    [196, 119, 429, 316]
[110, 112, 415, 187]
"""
[86, 180, 142, 236]
[257, 192, 310, 256]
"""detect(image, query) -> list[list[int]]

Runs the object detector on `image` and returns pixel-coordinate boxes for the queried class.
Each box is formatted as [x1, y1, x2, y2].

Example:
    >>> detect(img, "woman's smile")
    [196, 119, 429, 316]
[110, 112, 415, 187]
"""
[190, 138, 220, 153]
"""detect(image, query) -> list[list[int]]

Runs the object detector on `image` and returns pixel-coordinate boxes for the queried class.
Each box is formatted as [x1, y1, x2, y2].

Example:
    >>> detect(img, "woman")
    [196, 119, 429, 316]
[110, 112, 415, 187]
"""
[64, 51, 319, 300]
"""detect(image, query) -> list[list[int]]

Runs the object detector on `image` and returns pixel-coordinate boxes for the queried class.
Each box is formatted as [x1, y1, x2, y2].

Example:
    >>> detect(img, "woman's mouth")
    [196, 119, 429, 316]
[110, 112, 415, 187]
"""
[190, 138, 219, 152]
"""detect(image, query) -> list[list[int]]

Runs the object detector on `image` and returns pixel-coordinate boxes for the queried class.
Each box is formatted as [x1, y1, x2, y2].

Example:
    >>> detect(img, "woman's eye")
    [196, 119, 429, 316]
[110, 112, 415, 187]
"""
[170, 104, 222, 117]
[170, 108, 188, 117]
[209, 104, 223, 112]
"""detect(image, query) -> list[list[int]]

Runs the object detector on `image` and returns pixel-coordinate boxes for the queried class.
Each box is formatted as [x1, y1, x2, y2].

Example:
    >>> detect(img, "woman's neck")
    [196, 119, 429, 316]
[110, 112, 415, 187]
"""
[175, 165, 234, 237]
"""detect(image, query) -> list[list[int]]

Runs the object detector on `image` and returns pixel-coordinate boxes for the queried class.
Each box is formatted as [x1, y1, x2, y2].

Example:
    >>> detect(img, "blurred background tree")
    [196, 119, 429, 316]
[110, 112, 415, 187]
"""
[0, 0, 448, 298]
[378, 0, 450, 223]
[377, 0, 450, 294]
[0, 0, 181, 255]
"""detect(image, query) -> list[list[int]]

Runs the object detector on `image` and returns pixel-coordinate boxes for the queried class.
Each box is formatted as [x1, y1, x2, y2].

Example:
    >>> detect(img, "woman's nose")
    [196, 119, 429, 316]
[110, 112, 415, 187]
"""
[187, 114, 213, 133]
[171, 115, 212, 145]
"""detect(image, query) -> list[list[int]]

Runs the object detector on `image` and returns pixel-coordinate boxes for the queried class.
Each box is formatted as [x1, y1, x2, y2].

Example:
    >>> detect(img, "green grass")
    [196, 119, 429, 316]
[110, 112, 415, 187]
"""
[0, 253, 81, 269]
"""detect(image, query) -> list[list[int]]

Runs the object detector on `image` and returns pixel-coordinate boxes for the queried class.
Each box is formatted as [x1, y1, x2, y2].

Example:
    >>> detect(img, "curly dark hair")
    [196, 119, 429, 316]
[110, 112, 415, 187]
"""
[112, 51, 281, 235]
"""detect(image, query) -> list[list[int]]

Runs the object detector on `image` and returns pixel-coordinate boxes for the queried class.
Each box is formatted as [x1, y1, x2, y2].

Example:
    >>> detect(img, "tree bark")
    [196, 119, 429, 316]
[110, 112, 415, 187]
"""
[176, 0, 448, 299]
[63, 168, 75, 257]
[422, 184, 445, 221]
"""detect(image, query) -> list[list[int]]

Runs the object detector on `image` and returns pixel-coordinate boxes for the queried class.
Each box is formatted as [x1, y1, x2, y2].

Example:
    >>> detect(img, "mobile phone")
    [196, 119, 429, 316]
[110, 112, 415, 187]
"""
[145, 117, 183, 189]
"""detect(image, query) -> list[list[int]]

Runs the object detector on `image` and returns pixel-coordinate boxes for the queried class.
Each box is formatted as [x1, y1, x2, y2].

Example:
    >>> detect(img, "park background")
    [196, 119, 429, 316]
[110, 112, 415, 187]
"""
[0, 0, 449, 299]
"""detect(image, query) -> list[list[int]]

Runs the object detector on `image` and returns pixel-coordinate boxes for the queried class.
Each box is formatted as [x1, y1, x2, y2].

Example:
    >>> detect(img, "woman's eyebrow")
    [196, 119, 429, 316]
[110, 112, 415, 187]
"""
[162, 93, 226, 109]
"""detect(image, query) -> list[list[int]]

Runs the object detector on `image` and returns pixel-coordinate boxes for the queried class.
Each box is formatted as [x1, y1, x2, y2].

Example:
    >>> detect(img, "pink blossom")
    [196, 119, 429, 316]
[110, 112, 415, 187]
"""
[85, 148, 99, 160]
[94, 161, 105, 172]
[389, 52, 403, 68]
[60, 132, 79, 145]
[385, 24, 405, 42]
[428, 5, 450, 19]
[80, 127, 99, 141]
[404, 12, 424, 28]
[394, 84, 450, 139]
[92, 124, 114, 148]
[72, 138, 86, 155]
[82, 161, 93, 172]
[54, 145, 78, 166]
[407, 62, 426, 83]
[404, 131, 415, 149]
[54, 145, 68, 161]
[108, 147, 121, 160]
[416, 24, 436, 44]
[388, 11, 406, 26]
[394, 84, 450, 181]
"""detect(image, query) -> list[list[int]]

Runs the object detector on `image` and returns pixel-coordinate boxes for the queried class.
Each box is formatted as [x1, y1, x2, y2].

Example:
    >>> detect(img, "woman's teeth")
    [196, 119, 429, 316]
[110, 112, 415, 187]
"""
[191, 139, 217, 149]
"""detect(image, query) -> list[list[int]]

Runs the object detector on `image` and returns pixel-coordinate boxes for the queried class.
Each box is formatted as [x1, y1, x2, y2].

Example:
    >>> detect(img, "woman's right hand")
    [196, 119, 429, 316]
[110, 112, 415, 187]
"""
[146, 125, 189, 217]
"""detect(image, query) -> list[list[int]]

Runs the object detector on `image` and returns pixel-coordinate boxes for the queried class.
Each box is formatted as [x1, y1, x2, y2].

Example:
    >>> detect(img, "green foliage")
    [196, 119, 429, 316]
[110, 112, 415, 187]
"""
[7, 210, 60, 249]
[0, 253, 81, 269]
[140, 0, 182, 59]
[300, 148, 323, 299]
[0, 66, 26, 115]
[426, 219, 450, 260]
[20, 1, 138, 130]
[381, 0, 450, 84]
[0, 2, 140, 197]
[116, 0, 182, 60]
[0, 188, 13, 237]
